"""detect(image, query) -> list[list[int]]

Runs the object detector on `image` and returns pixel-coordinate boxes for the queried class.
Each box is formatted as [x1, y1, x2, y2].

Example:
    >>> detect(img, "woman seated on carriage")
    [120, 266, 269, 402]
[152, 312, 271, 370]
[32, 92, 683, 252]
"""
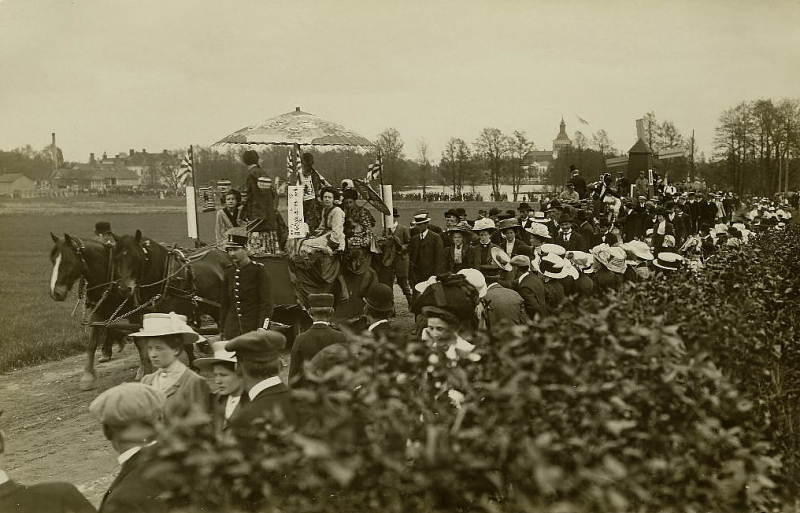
[342, 187, 378, 253]
[300, 186, 345, 256]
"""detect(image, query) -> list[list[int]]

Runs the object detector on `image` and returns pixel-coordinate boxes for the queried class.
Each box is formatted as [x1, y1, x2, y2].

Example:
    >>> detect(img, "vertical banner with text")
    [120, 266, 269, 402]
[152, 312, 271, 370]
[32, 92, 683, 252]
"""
[287, 185, 305, 238]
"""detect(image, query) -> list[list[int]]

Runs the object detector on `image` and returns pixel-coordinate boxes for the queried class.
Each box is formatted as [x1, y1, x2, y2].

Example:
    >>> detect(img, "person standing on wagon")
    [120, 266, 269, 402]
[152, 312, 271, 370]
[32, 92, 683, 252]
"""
[219, 233, 275, 340]
[242, 150, 280, 256]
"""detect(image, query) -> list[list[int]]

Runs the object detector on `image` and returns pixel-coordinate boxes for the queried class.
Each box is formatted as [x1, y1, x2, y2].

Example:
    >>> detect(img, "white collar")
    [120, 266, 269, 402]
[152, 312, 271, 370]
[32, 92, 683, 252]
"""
[312, 321, 331, 326]
[0, 470, 8, 486]
[518, 271, 530, 283]
[486, 282, 501, 290]
[368, 319, 389, 331]
[117, 441, 156, 466]
[248, 376, 282, 400]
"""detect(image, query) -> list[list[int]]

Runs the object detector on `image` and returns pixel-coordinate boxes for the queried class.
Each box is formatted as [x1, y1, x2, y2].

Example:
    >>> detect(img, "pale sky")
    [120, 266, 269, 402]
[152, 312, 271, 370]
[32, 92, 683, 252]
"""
[1, 0, 799, 164]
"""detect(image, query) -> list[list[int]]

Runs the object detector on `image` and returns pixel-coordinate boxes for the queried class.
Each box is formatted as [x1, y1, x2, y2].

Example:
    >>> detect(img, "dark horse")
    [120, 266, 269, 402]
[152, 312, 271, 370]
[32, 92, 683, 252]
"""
[49, 233, 148, 390]
[114, 230, 230, 346]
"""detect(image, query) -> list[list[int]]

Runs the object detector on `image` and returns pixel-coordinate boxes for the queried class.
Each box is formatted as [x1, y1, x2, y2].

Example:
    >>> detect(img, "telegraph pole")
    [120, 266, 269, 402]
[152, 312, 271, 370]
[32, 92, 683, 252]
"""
[689, 130, 695, 183]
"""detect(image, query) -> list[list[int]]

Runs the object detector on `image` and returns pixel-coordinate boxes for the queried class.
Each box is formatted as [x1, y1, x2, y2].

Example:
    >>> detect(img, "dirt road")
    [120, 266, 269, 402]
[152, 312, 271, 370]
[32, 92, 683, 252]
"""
[0, 349, 142, 506]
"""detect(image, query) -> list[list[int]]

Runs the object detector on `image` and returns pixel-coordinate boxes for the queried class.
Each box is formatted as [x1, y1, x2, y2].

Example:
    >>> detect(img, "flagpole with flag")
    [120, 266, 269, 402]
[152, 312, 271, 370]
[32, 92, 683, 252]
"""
[179, 145, 200, 245]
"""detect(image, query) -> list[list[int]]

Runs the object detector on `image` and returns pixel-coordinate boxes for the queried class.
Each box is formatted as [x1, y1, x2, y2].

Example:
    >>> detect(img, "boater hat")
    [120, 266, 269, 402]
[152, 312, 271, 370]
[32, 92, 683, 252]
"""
[539, 254, 569, 279]
[129, 312, 204, 345]
[622, 240, 654, 262]
[652, 252, 684, 271]
[411, 211, 431, 225]
[194, 341, 237, 371]
[489, 246, 513, 272]
[540, 243, 566, 257]
[532, 211, 548, 222]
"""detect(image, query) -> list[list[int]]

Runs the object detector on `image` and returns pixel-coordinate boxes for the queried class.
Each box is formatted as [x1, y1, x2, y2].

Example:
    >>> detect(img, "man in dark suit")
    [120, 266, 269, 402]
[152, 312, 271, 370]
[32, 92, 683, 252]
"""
[226, 330, 294, 438]
[554, 214, 589, 252]
[409, 213, 444, 288]
[568, 165, 588, 199]
[377, 208, 413, 306]
[0, 416, 95, 513]
[289, 293, 348, 383]
[219, 233, 274, 339]
[90, 383, 177, 513]
[509, 255, 546, 319]
[409, 209, 443, 237]
[623, 200, 644, 242]
[363, 283, 395, 339]
[482, 272, 528, 329]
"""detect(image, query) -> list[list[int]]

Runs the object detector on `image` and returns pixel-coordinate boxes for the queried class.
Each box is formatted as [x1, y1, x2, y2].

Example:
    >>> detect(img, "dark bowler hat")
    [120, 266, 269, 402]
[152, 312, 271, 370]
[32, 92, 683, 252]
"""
[454, 207, 467, 218]
[364, 283, 394, 311]
[558, 213, 574, 225]
[518, 202, 532, 211]
[95, 221, 112, 235]
[225, 329, 285, 363]
[225, 233, 248, 249]
[308, 293, 335, 308]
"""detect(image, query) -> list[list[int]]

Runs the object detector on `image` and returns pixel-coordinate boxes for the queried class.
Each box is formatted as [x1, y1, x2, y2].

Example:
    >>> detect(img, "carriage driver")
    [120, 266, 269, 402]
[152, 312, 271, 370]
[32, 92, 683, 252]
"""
[219, 233, 275, 340]
[94, 221, 116, 247]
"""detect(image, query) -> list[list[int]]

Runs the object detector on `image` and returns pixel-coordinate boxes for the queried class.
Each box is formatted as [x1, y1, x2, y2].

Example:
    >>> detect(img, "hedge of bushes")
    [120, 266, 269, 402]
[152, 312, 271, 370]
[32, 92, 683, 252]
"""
[155, 225, 800, 513]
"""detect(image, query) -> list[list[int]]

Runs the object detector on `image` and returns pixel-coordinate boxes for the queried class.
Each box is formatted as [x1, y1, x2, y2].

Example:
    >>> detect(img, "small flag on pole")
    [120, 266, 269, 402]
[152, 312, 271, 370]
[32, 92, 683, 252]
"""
[576, 115, 589, 126]
[366, 153, 382, 182]
[178, 146, 194, 185]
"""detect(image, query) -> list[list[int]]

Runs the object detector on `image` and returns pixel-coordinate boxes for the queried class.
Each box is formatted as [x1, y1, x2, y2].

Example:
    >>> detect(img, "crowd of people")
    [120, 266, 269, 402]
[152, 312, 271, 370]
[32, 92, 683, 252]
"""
[3, 151, 796, 511]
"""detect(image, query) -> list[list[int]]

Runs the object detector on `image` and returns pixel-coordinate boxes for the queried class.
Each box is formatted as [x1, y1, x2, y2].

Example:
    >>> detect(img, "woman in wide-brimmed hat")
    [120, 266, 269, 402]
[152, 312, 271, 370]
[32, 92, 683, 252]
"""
[133, 313, 211, 423]
[194, 341, 245, 435]
[621, 240, 654, 282]
[539, 254, 567, 315]
[590, 245, 627, 292]
[469, 218, 502, 270]
[496, 218, 531, 257]
[444, 222, 474, 273]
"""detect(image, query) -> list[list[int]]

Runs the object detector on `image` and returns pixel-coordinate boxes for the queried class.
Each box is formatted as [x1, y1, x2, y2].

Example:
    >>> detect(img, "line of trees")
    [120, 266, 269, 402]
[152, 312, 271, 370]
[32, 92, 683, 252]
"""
[710, 98, 799, 196]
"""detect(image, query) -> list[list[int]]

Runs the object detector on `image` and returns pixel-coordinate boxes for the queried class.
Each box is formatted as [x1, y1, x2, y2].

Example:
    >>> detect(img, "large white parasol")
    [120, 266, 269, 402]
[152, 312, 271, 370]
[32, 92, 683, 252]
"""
[212, 107, 375, 150]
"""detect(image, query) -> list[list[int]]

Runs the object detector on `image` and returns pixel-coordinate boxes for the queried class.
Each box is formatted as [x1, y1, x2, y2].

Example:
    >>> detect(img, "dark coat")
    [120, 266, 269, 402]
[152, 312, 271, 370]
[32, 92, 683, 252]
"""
[514, 272, 546, 319]
[243, 165, 278, 230]
[498, 239, 532, 257]
[210, 392, 249, 435]
[0, 479, 95, 513]
[219, 260, 274, 340]
[554, 231, 589, 253]
[367, 319, 393, 339]
[409, 230, 444, 285]
[228, 382, 295, 440]
[444, 244, 475, 273]
[542, 280, 565, 315]
[578, 221, 596, 246]
[483, 283, 528, 328]
[592, 269, 623, 292]
[410, 223, 443, 238]
[624, 209, 644, 242]
[99, 447, 178, 513]
[651, 220, 675, 254]
[468, 242, 501, 269]
[289, 323, 349, 382]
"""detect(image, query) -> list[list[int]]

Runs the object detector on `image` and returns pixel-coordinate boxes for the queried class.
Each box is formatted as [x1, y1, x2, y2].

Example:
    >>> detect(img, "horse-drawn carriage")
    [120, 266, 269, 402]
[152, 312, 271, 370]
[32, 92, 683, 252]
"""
[49, 108, 384, 390]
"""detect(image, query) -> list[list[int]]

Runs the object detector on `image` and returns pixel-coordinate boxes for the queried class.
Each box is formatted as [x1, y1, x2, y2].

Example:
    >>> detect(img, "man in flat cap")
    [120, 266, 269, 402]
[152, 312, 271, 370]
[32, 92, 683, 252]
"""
[289, 293, 348, 385]
[509, 255, 546, 320]
[225, 330, 295, 438]
[90, 383, 178, 513]
[0, 412, 95, 512]
[219, 233, 274, 340]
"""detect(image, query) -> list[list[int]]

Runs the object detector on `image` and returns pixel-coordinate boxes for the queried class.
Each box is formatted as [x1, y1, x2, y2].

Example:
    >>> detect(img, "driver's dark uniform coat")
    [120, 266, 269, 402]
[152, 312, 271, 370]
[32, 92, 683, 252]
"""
[219, 260, 274, 339]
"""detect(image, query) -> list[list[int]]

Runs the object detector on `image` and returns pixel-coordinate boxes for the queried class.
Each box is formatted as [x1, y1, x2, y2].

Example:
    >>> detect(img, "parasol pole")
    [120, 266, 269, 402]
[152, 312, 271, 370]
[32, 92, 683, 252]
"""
[184, 145, 201, 247]
[377, 149, 387, 235]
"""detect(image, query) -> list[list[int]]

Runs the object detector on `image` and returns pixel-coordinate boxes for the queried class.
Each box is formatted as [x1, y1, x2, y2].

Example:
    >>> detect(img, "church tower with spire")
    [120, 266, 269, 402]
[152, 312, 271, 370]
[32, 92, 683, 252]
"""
[552, 117, 572, 158]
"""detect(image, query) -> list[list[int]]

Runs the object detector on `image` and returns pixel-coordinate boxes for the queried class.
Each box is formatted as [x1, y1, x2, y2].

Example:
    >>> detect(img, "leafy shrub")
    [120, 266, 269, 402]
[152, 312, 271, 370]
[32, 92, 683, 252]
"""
[153, 226, 800, 513]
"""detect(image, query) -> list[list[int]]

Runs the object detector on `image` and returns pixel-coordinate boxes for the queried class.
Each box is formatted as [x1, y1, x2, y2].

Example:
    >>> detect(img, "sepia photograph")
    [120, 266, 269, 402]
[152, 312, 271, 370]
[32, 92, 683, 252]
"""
[0, 0, 799, 511]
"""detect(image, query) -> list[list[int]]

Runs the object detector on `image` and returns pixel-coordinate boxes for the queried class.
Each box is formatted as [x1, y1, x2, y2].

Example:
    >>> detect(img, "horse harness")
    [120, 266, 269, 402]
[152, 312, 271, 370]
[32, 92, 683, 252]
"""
[66, 236, 117, 324]
[140, 245, 221, 311]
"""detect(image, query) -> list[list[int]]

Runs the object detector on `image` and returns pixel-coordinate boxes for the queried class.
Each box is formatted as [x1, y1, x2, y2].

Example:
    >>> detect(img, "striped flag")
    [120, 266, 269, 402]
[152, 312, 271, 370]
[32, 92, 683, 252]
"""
[177, 146, 193, 185]
[366, 153, 382, 182]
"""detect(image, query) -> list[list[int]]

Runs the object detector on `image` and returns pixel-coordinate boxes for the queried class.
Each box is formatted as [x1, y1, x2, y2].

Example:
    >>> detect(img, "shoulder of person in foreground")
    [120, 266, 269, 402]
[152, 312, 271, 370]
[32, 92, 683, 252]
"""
[0, 481, 96, 513]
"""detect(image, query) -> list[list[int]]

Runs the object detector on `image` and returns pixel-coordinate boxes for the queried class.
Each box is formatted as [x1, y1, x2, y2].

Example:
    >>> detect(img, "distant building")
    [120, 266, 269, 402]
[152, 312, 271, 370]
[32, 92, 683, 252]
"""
[522, 118, 574, 181]
[0, 173, 36, 196]
[53, 148, 178, 191]
[552, 117, 573, 158]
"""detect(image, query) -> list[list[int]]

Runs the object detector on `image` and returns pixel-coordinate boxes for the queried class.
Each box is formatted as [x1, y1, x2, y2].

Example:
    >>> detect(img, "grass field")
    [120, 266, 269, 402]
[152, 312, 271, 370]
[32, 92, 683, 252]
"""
[0, 196, 519, 373]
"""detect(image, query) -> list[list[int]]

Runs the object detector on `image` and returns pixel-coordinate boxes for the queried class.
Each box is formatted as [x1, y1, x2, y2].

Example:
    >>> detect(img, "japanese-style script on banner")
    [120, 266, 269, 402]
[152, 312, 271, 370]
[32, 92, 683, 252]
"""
[287, 185, 305, 238]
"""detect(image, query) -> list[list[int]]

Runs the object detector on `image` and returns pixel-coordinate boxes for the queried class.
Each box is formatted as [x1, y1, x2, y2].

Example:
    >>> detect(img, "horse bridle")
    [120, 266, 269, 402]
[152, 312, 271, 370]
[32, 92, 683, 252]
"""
[66, 236, 116, 297]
